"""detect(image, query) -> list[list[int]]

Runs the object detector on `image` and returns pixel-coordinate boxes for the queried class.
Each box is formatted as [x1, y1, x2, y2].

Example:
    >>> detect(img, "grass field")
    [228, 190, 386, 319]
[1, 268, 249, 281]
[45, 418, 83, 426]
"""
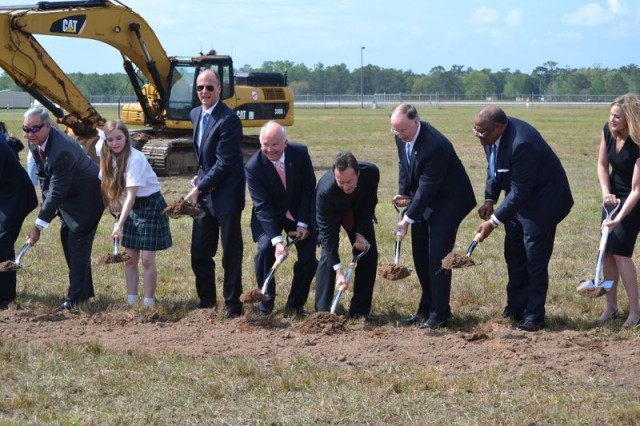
[2, 104, 640, 424]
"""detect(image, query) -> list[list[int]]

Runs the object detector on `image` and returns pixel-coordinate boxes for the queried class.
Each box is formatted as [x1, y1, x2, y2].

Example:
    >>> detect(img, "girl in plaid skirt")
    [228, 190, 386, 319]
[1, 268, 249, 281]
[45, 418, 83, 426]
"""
[99, 120, 172, 308]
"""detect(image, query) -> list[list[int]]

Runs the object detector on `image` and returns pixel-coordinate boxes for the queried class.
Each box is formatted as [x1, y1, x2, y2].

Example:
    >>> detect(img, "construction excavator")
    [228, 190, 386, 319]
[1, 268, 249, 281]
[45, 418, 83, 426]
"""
[0, 0, 294, 175]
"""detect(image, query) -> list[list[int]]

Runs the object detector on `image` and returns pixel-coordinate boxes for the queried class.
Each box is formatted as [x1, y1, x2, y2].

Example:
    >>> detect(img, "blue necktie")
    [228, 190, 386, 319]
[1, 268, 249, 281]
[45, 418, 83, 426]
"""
[198, 113, 209, 147]
[488, 144, 496, 177]
[406, 143, 412, 165]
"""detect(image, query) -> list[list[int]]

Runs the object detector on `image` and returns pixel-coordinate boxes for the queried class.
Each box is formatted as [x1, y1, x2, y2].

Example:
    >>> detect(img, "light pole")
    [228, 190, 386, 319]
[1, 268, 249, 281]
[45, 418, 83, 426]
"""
[360, 46, 365, 108]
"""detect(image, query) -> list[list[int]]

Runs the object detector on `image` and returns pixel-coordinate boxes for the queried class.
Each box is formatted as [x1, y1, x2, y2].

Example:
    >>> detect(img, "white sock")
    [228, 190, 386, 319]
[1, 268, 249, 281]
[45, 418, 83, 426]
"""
[143, 297, 155, 308]
[127, 295, 139, 305]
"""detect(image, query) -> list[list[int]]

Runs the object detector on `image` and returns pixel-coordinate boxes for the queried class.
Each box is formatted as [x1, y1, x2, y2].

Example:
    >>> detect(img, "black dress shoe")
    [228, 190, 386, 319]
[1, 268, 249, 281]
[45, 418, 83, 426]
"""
[0, 298, 14, 310]
[224, 308, 242, 319]
[419, 318, 448, 330]
[57, 299, 75, 311]
[502, 306, 524, 322]
[197, 299, 216, 309]
[401, 314, 425, 325]
[285, 307, 308, 318]
[516, 319, 545, 332]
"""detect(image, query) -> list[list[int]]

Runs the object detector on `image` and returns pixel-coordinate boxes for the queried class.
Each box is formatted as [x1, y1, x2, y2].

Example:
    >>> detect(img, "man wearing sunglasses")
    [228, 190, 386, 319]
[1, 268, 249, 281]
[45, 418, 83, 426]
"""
[184, 69, 245, 318]
[24, 107, 104, 311]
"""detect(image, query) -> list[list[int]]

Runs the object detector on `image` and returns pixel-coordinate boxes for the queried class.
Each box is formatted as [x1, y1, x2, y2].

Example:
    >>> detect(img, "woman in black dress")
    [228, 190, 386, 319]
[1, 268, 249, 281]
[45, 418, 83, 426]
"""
[597, 93, 640, 328]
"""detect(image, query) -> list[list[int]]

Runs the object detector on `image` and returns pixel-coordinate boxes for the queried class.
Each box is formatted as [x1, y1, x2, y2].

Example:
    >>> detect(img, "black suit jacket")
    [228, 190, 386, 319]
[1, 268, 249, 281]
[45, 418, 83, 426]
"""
[30, 127, 104, 233]
[191, 101, 246, 217]
[485, 117, 573, 236]
[0, 140, 37, 231]
[245, 142, 316, 241]
[397, 121, 476, 227]
[316, 162, 379, 267]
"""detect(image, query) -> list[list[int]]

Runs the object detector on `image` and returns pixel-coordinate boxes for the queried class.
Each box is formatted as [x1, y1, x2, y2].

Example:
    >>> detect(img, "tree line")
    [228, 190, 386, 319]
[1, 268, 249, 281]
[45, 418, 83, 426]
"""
[2, 60, 639, 99]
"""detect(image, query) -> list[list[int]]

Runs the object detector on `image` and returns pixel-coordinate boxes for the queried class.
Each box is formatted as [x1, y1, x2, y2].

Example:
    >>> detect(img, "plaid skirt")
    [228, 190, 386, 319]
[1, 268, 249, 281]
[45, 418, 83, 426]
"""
[122, 191, 172, 251]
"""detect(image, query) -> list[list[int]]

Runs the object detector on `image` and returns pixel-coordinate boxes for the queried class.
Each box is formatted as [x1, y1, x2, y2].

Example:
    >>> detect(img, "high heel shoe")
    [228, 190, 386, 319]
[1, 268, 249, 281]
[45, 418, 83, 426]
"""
[598, 308, 619, 323]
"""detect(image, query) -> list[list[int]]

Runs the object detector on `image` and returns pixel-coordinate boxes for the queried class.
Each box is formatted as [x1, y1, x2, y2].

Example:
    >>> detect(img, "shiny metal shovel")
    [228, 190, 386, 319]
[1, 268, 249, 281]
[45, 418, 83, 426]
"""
[577, 201, 620, 297]
[465, 233, 483, 257]
[330, 244, 370, 315]
[0, 241, 31, 272]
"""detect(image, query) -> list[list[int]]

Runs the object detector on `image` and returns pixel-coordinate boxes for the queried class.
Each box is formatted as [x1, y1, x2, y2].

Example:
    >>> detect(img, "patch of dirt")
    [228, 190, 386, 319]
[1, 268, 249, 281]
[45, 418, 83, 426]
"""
[378, 263, 411, 280]
[1, 308, 640, 387]
[162, 197, 200, 218]
[576, 281, 607, 298]
[441, 252, 476, 269]
[97, 253, 131, 265]
[239, 288, 270, 303]
[0, 260, 20, 272]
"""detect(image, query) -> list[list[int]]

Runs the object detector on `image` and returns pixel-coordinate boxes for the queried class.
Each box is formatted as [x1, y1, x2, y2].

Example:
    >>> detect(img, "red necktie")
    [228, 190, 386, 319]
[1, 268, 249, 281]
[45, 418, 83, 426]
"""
[39, 147, 46, 160]
[341, 192, 355, 231]
[275, 161, 294, 221]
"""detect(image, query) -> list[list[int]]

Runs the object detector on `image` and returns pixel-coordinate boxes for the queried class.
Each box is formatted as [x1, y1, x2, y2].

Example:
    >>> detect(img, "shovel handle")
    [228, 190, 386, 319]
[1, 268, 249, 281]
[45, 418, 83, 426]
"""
[14, 242, 30, 265]
[260, 254, 285, 295]
[113, 237, 119, 255]
[330, 288, 344, 315]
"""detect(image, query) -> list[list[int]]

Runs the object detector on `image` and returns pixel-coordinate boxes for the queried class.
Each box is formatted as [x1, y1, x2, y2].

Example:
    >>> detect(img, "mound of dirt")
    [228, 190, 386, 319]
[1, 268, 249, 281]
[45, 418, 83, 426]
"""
[378, 263, 411, 280]
[0, 260, 20, 272]
[163, 198, 199, 218]
[297, 312, 347, 335]
[441, 252, 476, 269]
[576, 281, 607, 298]
[240, 288, 270, 303]
[97, 253, 131, 265]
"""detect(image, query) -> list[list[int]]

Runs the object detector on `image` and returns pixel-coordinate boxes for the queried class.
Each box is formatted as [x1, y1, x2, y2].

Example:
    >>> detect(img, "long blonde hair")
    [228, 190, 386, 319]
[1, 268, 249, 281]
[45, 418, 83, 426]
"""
[100, 119, 132, 212]
[611, 93, 640, 145]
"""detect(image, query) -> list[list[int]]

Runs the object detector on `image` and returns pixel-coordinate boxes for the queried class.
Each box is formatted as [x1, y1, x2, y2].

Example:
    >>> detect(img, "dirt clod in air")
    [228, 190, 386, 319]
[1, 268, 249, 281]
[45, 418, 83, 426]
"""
[98, 253, 131, 265]
[162, 198, 200, 218]
[240, 288, 270, 303]
[297, 312, 347, 334]
[577, 281, 607, 298]
[0, 260, 20, 272]
[378, 263, 411, 280]
[441, 252, 476, 269]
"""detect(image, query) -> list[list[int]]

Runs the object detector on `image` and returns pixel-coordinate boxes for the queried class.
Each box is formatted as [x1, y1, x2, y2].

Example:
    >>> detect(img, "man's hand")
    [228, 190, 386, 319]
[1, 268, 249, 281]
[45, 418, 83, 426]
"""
[295, 226, 310, 241]
[27, 226, 41, 246]
[354, 233, 369, 251]
[394, 220, 409, 240]
[476, 220, 496, 241]
[275, 242, 289, 260]
[478, 200, 495, 220]
[185, 186, 201, 206]
[392, 194, 411, 208]
[335, 269, 348, 292]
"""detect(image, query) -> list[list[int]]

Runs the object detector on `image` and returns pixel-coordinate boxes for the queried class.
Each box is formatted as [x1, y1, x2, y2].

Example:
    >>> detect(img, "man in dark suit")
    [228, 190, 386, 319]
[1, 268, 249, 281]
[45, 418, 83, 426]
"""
[0, 137, 38, 309]
[391, 103, 476, 329]
[473, 105, 573, 331]
[245, 121, 318, 317]
[315, 151, 379, 318]
[25, 107, 104, 310]
[184, 69, 245, 318]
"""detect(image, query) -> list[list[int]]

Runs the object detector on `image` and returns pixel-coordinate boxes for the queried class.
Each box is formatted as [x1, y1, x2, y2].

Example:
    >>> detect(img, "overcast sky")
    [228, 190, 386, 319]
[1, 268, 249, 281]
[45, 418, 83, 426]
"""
[15, 0, 640, 75]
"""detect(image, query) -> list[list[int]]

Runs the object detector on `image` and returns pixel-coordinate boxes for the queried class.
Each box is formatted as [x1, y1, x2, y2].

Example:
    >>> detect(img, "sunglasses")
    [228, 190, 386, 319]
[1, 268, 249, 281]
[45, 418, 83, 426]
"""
[196, 85, 215, 92]
[22, 124, 45, 134]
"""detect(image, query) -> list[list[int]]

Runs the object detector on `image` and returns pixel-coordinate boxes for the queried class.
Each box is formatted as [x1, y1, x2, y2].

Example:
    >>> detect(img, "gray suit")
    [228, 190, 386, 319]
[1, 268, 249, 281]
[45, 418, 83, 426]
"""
[31, 127, 104, 302]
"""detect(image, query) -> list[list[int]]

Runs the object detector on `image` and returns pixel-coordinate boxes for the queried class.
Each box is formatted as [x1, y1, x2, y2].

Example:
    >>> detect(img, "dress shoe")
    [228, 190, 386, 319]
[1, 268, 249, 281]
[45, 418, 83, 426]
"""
[0, 298, 14, 310]
[516, 319, 545, 332]
[350, 313, 373, 322]
[197, 299, 216, 309]
[419, 318, 448, 330]
[502, 306, 524, 322]
[224, 308, 242, 319]
[401, 314, 425, 325]
[285, 307, 308, 319]
[57, 299, 76, 311]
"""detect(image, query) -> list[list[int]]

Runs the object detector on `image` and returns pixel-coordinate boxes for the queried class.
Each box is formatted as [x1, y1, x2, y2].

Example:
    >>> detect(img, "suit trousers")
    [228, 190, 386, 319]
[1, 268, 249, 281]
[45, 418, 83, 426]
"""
[60, 221, 98, 302]
[254, 232, 318, 314]
[503, 218, 557, 323]
[315, 230, 378, 316]
[0, 224, 22, 300]
[411, 220, 458, 321]
[191, 210, 243, 312]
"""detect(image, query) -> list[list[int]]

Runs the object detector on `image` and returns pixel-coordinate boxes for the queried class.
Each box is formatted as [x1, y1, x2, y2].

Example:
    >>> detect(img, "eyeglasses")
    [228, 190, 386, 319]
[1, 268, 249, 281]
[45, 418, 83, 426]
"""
[22, 124, 45, 134]
[196, 85, 215, 92]
[390, 122, 415, 135]
[471, 127, 490, 137]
